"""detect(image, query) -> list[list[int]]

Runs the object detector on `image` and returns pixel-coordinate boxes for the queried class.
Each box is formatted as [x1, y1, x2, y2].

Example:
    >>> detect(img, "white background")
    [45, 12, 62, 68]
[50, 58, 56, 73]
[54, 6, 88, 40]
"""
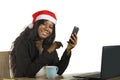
[0, 0, 120, 74]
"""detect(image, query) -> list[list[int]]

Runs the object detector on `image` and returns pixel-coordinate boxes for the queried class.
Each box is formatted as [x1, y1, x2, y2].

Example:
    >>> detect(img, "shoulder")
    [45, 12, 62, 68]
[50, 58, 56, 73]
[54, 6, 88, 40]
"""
[15, 38, 34, 49]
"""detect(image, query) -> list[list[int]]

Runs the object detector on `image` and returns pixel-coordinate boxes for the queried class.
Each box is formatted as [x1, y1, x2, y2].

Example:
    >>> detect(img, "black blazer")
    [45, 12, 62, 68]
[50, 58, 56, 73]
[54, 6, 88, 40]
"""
[11, 39, 71, 78]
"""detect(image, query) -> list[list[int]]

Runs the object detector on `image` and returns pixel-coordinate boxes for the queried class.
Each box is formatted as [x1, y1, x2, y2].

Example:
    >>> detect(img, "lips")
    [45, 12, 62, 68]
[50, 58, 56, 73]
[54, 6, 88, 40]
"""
[41, 30, 50, 37]
[39, 27, 52, 39]
[43, 30, 49, 35]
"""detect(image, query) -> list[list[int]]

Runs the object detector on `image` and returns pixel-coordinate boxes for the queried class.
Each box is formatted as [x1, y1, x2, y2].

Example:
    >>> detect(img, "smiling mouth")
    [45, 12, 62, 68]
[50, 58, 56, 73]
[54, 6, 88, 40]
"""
[43, 31, 49, 35]
[41, 31, 50, 37]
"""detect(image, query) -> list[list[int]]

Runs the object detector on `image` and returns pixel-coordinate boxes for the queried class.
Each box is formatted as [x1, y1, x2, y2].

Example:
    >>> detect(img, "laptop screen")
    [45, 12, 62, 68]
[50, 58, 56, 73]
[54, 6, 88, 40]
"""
[101, 45, 120, 79]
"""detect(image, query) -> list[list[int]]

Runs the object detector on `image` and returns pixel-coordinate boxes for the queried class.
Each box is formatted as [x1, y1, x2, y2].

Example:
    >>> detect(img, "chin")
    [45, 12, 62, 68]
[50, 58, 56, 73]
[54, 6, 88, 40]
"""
[40, 36, 49, 39]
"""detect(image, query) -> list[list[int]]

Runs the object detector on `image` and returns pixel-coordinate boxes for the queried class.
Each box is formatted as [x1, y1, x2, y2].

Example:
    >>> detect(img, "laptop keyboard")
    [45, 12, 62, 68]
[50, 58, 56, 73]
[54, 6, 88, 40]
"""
[73, 72, 100, 78]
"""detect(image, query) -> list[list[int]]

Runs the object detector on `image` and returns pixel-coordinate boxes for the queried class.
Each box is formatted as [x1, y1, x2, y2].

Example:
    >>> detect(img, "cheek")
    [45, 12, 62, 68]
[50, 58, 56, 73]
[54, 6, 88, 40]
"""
[49, 29, 53, 34]
[38, 28, 42, 36]
[38, 27, 40, 33]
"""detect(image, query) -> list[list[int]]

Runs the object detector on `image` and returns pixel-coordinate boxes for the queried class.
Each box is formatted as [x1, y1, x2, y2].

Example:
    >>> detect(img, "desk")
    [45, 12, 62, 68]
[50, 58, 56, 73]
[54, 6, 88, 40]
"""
[9, 75, 72, 80]
[2, 75, 72, 80]
[2, 72, 120, 80]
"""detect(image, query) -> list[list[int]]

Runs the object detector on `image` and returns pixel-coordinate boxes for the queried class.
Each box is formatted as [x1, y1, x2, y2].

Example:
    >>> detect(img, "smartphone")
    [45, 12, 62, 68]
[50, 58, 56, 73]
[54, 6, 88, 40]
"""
[69, 26, 79, 43]
[71, 26, 79, 34]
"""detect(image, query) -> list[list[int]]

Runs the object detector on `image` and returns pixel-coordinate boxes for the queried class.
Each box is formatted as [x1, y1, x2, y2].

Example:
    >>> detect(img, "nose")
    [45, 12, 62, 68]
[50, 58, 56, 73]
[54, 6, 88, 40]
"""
[45, 25, 50, 31]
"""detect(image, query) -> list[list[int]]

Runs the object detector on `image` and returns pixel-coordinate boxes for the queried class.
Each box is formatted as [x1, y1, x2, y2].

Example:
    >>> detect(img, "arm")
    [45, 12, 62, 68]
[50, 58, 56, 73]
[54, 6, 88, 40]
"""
[54, 33, 78, 75]
[55, 50, 71, 75]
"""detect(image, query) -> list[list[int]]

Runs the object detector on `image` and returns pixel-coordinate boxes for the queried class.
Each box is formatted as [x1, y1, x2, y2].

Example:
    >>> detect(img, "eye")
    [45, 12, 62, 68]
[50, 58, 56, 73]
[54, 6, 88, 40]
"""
[42, 23, 53, 29]
[49, 26, 54, 29]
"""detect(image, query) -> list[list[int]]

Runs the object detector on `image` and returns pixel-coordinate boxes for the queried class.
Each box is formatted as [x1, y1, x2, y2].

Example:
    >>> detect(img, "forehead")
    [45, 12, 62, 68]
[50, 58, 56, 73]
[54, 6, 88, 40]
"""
[44, 20, 54, 25]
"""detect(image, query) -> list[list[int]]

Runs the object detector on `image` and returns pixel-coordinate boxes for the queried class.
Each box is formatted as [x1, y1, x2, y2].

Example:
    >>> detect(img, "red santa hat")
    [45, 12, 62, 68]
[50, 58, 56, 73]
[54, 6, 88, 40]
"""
[29, 10, 57, 29]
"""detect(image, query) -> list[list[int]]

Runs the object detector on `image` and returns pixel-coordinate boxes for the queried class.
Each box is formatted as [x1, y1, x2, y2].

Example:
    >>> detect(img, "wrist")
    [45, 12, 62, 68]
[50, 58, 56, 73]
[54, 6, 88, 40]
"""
[66, 48, 71, 55]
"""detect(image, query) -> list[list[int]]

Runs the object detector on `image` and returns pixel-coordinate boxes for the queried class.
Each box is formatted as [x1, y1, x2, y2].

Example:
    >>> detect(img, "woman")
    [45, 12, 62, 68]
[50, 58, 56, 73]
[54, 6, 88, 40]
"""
[10, 10, 77, 78]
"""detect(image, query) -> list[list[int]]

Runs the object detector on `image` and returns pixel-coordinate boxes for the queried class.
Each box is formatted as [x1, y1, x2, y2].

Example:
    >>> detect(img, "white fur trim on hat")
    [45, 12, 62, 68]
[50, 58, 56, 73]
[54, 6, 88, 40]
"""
[36, 14, 57, 24]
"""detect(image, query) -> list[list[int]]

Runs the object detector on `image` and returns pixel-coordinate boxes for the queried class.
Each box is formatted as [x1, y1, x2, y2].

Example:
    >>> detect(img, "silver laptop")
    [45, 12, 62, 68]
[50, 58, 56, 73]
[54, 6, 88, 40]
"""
[73, 45, 120, 80]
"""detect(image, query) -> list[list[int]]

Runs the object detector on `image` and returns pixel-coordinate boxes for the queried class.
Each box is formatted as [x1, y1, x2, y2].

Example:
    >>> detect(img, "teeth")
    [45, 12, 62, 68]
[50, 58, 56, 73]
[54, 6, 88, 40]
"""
[45, 32, 48, 34]
[43, 32, 48, 35]
[44, 31, 48, 34]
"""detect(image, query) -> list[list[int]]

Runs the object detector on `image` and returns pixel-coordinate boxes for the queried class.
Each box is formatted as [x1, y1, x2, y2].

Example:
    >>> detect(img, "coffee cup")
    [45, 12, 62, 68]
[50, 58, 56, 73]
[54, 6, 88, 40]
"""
[45, 66, 58, 79]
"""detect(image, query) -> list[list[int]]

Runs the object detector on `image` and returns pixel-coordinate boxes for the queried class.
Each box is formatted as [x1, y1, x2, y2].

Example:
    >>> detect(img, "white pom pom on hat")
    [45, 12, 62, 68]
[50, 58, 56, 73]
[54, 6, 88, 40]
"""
[28, 10, 57, 29]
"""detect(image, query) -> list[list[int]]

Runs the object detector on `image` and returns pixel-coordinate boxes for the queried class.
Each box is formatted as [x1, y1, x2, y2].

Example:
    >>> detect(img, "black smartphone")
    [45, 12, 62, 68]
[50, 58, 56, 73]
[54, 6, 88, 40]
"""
[71, 26, 79, 34]
[69, 26, 79, 43]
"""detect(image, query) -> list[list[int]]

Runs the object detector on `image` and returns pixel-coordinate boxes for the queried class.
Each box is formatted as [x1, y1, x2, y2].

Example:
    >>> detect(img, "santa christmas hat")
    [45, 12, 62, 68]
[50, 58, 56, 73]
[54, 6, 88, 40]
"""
[29, 10, 57, 29]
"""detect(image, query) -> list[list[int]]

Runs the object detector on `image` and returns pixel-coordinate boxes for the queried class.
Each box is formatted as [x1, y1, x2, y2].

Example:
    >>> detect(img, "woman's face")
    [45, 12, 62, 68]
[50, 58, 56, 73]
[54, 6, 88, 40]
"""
[38, 20, 54, 39]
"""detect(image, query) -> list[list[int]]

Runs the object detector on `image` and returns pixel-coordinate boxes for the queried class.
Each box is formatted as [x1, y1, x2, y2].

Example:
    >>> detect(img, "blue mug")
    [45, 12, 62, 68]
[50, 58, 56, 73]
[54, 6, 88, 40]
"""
[45, 66, 58, 79]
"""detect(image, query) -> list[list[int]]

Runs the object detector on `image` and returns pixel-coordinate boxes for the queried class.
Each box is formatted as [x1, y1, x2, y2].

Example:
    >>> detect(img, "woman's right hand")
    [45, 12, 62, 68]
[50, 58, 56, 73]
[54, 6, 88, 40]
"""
[66, 33, 78, 54]
[48, 41, 63, 53]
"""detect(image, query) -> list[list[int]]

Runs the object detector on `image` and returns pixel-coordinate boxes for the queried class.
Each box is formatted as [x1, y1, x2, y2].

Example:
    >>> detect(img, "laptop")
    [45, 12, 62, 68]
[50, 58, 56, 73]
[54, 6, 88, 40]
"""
[73, 45, 120, 80]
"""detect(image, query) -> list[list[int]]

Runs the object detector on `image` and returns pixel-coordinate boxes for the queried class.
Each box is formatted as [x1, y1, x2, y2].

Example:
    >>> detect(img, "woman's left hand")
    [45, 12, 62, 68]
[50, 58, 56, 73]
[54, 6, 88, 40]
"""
[48, 41, 63, 53]
[66, 33, 78, 54]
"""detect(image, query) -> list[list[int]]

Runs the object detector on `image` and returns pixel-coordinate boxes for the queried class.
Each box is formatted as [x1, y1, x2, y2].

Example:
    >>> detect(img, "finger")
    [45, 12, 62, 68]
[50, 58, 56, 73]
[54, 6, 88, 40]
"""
[55, 42, 63, 48]
[70, 38, 76, 45]
[73, 33, 77, 39]
[70, 34, 77, 44]
[56, 46, 60, 49]
[72, 33, 77, 41]
[59, 42, 63, 47]
[67, 42, 75, 49]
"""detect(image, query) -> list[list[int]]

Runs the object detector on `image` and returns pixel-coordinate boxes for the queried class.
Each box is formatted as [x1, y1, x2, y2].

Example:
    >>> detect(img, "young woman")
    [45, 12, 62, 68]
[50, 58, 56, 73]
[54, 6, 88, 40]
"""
[10, 10, 77, 78]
